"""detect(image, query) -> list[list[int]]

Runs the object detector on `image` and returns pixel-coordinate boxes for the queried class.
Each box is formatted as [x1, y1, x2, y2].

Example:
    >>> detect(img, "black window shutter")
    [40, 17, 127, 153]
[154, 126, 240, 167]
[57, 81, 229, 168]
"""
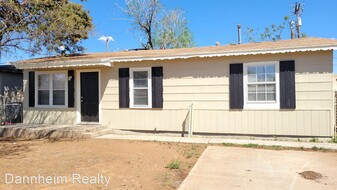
[68, 70, 75, 108]
[28, 71, 35, 107]
[119, 68, 130, 108]
[229, 63, 244, 109]
[280, 60, 296, 109]
[152, 67, 163, 108]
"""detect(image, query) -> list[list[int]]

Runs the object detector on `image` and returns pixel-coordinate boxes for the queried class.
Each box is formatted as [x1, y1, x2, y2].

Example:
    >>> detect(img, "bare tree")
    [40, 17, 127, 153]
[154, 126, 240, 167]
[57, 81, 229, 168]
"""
[244, 16, 290, 42]
[120, 0, 161, 50]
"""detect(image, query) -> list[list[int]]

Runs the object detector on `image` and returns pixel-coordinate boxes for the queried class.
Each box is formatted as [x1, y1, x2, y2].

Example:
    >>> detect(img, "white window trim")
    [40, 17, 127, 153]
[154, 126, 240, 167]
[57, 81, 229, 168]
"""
[129, 67, 152, 108]
[35, 71, 68, 108]
[243, 61, 280, 109]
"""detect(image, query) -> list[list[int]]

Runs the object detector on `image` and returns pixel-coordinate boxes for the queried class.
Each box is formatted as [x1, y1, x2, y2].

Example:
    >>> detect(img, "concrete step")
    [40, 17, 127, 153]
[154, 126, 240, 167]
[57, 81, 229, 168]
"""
[79, 125, 108, 133]
[82, 128, 115, 138]
[0, 124, 109, 140]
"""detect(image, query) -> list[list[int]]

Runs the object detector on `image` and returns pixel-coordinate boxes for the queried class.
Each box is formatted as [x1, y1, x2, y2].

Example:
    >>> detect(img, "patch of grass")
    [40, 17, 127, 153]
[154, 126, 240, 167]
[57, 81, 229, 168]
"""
[243, 143, 259, 148]
[165, 160, 180, 170]
[310, 138, 319, 143]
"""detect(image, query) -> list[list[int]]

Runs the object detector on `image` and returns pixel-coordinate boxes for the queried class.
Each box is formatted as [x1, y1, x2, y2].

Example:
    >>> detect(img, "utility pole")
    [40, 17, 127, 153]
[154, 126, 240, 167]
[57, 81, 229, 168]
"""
[293, 2, 304, 38]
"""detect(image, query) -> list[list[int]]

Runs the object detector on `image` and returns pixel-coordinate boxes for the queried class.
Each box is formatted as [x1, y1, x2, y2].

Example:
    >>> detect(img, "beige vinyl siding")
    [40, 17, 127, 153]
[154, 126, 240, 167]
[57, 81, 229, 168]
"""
[22, 70, 77, 124]
[100, 51, 334, 137]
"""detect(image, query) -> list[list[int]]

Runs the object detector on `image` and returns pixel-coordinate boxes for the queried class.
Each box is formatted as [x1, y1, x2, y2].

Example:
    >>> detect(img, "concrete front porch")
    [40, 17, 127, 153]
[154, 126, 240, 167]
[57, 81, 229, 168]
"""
[0, 124, 114, 140]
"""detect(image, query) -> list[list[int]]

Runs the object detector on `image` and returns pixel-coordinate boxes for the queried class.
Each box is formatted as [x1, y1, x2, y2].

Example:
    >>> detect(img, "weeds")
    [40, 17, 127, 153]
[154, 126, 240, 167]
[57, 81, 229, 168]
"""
[243, 143, 259, 148]
[222, 143, 236, 147]
[310, 138, 319, 143]
[270, 145, 282, 150]
[183, 144, 201, 159]
[311, 146, 327, 151]
[221, 143, 333, 152]
[165, 160, 180, 170]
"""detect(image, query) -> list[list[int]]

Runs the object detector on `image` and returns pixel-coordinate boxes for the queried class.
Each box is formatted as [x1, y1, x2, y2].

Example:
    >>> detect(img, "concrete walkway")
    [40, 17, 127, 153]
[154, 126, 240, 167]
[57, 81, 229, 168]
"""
[97, 134, 337, 150]
[179, 146, 337, 190]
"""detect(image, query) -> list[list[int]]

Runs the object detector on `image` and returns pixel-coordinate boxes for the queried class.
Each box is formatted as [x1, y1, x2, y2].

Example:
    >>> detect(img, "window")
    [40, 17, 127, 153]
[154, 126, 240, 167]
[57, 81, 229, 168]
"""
[36, 72, 67, 107]
[130, 68, 152, 108]
[243, 61, 279, 109]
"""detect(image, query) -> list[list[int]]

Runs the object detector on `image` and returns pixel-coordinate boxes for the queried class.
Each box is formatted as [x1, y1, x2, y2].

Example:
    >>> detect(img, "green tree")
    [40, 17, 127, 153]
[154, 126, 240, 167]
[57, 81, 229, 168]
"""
[154, 9, 193, 49]
[0, 0, 93, 56]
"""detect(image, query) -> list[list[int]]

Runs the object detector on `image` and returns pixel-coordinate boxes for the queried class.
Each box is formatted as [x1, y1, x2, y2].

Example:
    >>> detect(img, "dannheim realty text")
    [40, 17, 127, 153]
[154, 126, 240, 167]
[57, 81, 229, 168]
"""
[4, 173, 110, 186]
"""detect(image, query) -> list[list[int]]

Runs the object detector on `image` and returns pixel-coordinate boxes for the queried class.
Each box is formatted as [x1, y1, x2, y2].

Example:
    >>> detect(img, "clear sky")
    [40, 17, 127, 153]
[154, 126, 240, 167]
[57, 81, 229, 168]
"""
[3, 0, 337, 71]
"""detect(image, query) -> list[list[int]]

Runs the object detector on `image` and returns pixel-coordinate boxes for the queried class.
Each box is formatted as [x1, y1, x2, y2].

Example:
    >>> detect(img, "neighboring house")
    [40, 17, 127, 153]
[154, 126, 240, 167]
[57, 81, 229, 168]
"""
[0, 65, 23, 95]
[13, 38, 337, 137]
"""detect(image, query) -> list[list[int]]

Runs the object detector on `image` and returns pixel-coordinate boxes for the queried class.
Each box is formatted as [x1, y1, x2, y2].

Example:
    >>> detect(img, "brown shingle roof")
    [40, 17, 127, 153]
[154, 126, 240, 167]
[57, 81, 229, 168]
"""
[15, 37, 337, 64]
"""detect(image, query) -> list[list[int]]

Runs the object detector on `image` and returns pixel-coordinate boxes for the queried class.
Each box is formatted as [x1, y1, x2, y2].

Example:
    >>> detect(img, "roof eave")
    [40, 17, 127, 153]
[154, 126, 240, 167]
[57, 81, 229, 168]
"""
[12, 58, 113, 69]
[109, 46, 337, 63]
[12, 44, 337, 69]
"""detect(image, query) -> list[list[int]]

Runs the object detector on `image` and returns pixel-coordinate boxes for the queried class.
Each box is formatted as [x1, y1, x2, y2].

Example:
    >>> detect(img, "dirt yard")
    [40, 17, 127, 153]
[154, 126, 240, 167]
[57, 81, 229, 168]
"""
[0, 139, 205, 190]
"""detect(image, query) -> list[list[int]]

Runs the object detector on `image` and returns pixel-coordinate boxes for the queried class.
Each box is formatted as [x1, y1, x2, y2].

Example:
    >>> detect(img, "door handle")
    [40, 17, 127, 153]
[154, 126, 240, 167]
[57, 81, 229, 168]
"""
[81, 97, 83, 102]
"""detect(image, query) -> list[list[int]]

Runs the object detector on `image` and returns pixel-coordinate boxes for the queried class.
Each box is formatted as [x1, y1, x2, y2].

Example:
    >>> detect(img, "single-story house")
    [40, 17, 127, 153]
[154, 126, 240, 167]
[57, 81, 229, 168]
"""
[13, 37, 337, 137]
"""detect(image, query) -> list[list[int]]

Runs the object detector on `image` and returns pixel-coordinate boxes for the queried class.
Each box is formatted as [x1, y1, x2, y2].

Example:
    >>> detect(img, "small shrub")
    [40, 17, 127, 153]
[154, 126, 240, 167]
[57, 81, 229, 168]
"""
[166, 160, 180, 170]
[310, 138, 318, 143]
